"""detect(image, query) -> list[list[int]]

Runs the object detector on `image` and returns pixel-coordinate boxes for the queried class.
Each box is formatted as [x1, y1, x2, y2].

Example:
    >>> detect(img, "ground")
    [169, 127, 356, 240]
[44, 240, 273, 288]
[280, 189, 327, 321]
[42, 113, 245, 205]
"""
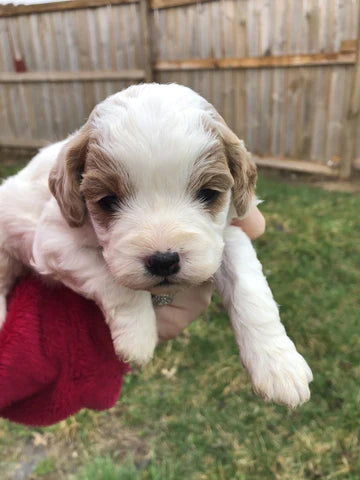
[0, 167, 359, 480]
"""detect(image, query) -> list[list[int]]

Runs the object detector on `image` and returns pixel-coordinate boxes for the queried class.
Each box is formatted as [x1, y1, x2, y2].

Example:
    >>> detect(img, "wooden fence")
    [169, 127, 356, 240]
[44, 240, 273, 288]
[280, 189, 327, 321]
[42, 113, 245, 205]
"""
[1, 0, 360, 179]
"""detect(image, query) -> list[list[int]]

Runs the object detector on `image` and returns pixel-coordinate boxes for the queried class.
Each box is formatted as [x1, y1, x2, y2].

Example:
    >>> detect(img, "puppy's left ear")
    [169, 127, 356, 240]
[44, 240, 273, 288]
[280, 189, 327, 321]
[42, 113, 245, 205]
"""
[222, 126, 257, 218]
[49, 123, 90, 228]
[206, 107, 257, 218]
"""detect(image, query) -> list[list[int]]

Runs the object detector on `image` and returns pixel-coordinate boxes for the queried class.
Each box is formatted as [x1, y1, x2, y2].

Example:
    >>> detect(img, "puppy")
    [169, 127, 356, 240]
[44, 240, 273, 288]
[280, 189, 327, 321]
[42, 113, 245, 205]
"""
[0, 83, 312, 407]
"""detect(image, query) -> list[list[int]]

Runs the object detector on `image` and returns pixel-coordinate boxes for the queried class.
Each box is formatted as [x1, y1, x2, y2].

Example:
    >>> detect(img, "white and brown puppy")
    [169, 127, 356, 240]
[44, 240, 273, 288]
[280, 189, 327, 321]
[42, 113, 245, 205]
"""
[0, 83, 312, 407]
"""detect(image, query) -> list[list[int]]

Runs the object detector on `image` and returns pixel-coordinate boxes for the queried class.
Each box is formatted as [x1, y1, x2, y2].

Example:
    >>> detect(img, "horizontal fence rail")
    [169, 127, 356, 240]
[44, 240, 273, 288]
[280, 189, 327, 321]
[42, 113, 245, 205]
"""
[0, 0, 212, 16]
[0, 70, 146, 83]
[0, 0, 137, 17]
[1, 50, 356, 84]
[155, 52, 356, 72]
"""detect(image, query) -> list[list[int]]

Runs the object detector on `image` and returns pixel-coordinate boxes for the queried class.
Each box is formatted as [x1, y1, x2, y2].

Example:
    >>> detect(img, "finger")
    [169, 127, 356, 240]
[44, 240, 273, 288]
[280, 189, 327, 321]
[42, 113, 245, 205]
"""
[231, 206, 265, 240]
[155, 281, 214, 341]
[168, 280, 214, 309]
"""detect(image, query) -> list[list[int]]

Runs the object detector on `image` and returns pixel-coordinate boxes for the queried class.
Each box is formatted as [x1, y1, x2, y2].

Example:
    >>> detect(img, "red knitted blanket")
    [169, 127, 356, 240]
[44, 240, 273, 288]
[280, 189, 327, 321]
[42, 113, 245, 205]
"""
[0, 275, 129, 426]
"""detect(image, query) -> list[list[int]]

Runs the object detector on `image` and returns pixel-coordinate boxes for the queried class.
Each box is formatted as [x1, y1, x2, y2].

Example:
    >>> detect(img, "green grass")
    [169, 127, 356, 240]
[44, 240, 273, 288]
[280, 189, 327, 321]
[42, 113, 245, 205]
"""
[34, 458, 57, 476]
[1, 173, 360, 479]
[0, 162, 27, 179]
[71, 456, 141, 480]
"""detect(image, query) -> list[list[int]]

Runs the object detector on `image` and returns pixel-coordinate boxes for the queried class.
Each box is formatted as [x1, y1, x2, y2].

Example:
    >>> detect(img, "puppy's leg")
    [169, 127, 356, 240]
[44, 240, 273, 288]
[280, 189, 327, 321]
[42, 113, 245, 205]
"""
[0, 249, 24, 328]
[215, 226, 313, 407]
[100, 284, 157, 365]
[32, 224, 158, 365]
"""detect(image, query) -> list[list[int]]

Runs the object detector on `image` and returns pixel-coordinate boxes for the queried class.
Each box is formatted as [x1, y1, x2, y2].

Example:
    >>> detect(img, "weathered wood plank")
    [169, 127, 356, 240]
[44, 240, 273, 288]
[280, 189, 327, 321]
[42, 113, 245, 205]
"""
[0, 0, 137, 17]
[151, 0, 213, 9]
[253, 155, 339, 177]
[340, 39, 356, 53]
[340, 10, 360, 178]
[139, 0, 153, 82]
[0, 70, 145, 83]
[155, 51, 355, 71]
[0, 137, 49, 148]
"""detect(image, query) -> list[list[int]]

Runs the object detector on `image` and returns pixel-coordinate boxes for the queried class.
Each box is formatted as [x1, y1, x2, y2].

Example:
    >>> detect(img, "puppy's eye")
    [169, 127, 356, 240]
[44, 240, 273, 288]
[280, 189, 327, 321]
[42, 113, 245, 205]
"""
[97, 195, 119, 213]
[196, 189, 220, 205]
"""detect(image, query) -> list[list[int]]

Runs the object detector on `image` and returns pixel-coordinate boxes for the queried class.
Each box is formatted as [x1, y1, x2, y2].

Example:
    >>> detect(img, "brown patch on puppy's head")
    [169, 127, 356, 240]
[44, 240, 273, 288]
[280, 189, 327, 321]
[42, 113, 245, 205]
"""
[81, 144, 134, 228]
[204, 107, 257, 218]
[49, 123, 90, 227]
[49, 121, 134, 230]
[188, 146, 234, 217]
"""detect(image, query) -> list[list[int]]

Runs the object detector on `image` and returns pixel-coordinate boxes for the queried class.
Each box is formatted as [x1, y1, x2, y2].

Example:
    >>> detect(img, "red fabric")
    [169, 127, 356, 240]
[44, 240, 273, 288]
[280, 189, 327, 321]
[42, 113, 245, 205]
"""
[0, 275, 129, 427]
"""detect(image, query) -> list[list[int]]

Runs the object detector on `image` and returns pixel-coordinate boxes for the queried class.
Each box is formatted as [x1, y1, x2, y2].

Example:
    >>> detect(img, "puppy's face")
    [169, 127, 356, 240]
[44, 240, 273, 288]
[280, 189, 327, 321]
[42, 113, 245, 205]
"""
[82, 130, 233, 293]
[49, 84, 257, 293]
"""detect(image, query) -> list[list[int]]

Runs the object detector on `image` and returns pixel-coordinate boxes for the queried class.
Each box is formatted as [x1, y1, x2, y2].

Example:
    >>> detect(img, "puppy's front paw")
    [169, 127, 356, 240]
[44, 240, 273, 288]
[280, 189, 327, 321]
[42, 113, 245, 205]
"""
[248, 345, 313, 408]
[108, 307, 158, 366]
[113, 327, 158, 365]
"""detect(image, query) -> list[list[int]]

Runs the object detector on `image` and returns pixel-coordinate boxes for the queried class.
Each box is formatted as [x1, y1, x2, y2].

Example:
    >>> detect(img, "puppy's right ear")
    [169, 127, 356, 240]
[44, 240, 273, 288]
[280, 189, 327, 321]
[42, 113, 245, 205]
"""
[49, 124, 90, 228]
[203, 104, 257, 218]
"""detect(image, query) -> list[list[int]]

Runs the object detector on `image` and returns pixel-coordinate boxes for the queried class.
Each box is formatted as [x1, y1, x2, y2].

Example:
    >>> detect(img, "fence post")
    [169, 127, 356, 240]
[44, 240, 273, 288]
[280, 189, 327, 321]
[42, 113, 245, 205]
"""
[340, 11, 360, 179]
[139, 0, 153, 82]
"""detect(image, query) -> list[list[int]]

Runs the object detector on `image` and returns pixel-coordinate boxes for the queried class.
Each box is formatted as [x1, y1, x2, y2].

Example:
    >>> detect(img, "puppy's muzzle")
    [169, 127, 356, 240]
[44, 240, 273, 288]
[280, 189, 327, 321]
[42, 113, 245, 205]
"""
[145, 251, 180, 277]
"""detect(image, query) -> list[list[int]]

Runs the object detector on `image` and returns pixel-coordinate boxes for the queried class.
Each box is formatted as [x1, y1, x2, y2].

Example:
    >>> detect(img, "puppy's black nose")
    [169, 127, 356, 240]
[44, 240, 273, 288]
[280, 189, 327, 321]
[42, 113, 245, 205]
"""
[146, 251, 180, 277]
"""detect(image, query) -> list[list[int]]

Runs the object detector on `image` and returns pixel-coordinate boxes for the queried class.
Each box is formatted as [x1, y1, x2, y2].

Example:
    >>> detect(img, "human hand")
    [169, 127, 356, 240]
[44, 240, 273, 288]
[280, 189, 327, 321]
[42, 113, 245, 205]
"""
[231, 204, 266, 239]
[155, 281, 214, 341]
[156, 205, 266, 341]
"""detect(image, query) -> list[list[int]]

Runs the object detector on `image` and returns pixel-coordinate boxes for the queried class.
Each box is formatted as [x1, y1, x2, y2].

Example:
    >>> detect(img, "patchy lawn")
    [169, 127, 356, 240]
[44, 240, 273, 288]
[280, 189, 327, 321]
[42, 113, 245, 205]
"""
[1, 172, 360, 479]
